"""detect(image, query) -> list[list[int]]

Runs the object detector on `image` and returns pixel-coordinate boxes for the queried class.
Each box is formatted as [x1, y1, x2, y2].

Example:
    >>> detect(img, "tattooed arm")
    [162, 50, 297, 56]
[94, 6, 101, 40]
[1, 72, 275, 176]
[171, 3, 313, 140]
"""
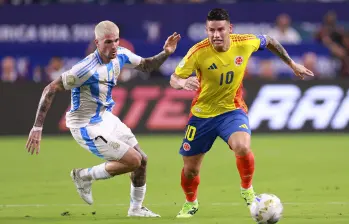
[266, 35, 293, 66]
[265, 35, 314, 79]
[26, 76, 65, 155]
[135, 32, 181, 73]
[33, 77, 65, 127]
[134, 51, 170, 73]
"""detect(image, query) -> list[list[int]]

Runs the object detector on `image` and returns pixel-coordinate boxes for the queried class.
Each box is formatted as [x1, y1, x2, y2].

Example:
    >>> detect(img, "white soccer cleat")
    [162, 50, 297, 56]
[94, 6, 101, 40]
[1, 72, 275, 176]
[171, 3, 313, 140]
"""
[70, 168, 93, 205]
[127, 206, 161, 217]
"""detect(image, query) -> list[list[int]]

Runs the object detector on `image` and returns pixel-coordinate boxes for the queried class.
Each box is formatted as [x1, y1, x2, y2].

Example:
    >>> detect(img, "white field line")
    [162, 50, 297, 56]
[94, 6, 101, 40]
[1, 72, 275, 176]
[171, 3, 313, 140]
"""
[1, 202, 349, 208]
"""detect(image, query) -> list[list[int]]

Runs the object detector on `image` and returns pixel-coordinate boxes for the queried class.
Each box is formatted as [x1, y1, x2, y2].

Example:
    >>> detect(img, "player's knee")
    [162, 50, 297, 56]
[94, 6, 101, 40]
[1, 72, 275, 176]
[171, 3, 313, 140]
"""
[184, 167, 199, 179]
[231, 141, 251, 156]
[141, 154, 148, 167]
[128, 150, 142, 171]
[133, 154, 142, 170]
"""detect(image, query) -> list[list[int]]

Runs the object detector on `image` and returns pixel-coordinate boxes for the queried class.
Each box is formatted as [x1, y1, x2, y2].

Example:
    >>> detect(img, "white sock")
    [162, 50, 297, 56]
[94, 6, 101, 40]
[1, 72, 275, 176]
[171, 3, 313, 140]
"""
[130, 184, 146, 209]
[79, 163, 111, 181]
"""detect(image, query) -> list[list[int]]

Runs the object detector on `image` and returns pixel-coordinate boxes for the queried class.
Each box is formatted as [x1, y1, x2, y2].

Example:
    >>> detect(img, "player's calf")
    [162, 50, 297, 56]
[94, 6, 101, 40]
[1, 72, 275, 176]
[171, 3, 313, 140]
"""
[130, 146, 148, 187]
[183, 166, 200, 179]
[129, 152, 148, 212]
[228, 132, 256, 205]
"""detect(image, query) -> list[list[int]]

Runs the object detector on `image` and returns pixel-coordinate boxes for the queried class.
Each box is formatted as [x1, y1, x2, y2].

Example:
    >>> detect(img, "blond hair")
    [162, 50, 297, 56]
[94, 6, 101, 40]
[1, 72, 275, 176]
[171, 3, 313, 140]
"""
[94, 20, 119, 40]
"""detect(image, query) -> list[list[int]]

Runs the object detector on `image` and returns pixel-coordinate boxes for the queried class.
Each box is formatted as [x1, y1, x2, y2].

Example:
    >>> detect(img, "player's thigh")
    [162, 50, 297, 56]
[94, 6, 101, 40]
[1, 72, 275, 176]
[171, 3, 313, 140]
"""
[117, 147, 142, 167]
[104, 111, 139, 149]
[179, 115, 217, 157]
[216, 109, 251, 151]
[228, 132, 251, 155]
[70, 125, 131, 161]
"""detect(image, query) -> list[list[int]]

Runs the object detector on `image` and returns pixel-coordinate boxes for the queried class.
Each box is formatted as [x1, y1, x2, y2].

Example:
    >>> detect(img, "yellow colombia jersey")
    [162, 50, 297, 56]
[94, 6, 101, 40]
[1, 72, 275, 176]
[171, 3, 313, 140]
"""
[175, 34, 266, 118]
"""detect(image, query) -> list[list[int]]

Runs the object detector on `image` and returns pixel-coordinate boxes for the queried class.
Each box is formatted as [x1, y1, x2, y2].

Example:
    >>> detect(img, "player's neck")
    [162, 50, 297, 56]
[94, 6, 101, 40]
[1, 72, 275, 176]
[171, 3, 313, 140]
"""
[222, 42, 230, 52]
[213, 40, 231, 52]
[97, 50, 112, 64]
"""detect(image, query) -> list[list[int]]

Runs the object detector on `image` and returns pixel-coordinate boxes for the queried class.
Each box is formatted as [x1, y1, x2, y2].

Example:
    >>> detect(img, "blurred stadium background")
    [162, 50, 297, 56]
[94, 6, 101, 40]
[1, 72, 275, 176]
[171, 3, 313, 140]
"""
[0, 1, 348, 224]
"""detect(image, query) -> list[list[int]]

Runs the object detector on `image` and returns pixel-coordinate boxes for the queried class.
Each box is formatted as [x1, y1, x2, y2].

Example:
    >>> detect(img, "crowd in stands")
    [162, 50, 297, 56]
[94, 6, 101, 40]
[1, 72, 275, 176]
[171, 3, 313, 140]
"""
[1, 1, 349, 82]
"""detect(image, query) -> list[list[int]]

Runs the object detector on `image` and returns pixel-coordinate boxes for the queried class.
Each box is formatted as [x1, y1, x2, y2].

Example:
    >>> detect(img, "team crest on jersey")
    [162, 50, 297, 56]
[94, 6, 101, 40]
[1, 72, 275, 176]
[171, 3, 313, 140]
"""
[183, 142, 191, 151]
[235, 56, 243, 66]
[113, 60, 121, 79]
[108, 70, 113, 79]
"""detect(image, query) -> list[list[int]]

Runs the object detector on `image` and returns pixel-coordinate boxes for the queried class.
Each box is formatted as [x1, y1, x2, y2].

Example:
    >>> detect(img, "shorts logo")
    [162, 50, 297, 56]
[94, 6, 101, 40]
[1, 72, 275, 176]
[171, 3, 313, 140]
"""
[109, 141, 120, 150]
[235, 56, 243, 66]
[239, 124, 248, 129]
[183, 142, 191, 151]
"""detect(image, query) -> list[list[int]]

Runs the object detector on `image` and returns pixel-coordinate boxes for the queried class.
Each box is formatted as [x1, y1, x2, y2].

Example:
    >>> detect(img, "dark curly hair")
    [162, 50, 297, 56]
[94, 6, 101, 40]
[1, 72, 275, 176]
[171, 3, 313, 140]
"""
[207, 8, 230, 22]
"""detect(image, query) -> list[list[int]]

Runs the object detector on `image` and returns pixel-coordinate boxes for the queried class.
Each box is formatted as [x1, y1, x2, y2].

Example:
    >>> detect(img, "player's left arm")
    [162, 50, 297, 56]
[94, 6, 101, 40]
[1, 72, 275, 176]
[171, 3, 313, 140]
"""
[265, 35, 314, 79]
[134, 32, 181, 73]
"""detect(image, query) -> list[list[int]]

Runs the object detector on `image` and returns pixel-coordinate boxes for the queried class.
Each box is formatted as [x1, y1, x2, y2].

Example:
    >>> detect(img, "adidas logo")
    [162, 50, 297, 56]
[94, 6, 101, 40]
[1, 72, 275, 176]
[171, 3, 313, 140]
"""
[239, 124, 248, 129]
[208, 63, 218, 70]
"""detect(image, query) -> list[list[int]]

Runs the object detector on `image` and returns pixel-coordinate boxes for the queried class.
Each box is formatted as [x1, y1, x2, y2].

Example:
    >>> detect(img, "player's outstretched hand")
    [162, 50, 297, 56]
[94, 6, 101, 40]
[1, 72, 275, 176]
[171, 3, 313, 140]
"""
[163, 32, 181, 55]
[183, 76, 200, 91]
[290, 62, 314, 80]
[26, 127, 42, 155]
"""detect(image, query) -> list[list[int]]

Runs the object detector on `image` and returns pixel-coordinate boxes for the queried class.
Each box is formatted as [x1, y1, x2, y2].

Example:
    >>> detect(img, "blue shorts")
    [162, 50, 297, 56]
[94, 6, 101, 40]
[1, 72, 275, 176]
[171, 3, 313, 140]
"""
[179, 109, 251, 156]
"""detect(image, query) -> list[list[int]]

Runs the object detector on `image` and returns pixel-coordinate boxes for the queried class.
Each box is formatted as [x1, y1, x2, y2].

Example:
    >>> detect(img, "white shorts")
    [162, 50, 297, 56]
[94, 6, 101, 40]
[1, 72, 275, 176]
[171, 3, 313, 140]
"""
[70, 111, 138, 161]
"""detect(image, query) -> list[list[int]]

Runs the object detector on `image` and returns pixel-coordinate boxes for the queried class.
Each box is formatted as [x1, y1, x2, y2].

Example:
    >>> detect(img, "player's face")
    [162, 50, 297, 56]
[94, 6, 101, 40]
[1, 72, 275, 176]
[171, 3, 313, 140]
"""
[206, 20, 232, 52]
[95, 33, 120, 61]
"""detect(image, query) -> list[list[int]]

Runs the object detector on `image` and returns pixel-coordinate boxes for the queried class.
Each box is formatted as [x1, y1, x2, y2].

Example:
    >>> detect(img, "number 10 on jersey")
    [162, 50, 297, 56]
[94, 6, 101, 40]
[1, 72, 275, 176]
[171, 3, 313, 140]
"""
[220, 71, 234, 85]
[185, 125, 196, 141]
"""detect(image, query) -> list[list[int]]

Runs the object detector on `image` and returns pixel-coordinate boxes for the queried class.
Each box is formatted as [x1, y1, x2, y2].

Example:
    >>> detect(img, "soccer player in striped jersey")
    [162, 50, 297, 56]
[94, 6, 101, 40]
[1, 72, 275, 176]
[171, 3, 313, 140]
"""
[25, 20, 181, 217]
[170, 8, 313, 218]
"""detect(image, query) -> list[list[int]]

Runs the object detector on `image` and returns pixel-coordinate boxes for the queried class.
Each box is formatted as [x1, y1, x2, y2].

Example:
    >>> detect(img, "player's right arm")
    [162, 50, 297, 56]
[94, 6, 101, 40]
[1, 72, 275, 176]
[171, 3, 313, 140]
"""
[26, 61, 86, 155]
[26, 76, 65, 155]
[169, 46, 200, 91]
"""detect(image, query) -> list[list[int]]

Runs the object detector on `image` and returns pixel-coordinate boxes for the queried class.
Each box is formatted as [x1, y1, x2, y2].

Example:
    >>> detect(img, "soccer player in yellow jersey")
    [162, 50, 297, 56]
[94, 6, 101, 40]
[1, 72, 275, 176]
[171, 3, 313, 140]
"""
[170, 8, 314, 218]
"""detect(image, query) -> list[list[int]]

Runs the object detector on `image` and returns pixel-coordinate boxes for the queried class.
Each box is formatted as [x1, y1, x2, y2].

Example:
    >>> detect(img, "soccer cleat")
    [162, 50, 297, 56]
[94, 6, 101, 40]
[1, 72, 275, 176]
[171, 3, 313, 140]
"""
[70, 168, 93, 205]
[241, 186, 256, 207]
[176, 201, 199, 218]
[127, 206, 161, 217]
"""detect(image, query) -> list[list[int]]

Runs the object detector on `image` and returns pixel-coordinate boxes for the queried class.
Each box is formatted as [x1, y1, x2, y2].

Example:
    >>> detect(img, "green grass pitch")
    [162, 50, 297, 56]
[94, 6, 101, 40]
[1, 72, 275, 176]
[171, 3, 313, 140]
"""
[0, 134, 348, 224]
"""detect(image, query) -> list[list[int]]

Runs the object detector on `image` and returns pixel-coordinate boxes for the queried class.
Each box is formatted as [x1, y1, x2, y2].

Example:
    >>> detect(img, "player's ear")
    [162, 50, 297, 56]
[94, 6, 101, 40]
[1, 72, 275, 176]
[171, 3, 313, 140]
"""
[229, 23, 233, 34]
[94, 39, 99, 48]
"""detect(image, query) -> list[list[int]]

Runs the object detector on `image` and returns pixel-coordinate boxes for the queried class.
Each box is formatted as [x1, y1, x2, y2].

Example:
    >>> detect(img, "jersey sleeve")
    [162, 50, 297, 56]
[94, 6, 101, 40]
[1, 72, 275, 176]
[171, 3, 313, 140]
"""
[61, 54, 101, 90]
[61, 67, 86, 90]
[246, 34, 267, 52]
[175, 47, 199, 79]
[117, 47, 142, 68]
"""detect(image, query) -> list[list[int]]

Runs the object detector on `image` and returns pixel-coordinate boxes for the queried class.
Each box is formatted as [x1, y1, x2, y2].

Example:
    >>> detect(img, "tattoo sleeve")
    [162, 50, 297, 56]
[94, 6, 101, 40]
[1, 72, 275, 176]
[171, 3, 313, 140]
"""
[33, 77, 64, 127]
[266, 35, 293, 65]
[134, 50, 169, 73]
[130, 145, 147, 187]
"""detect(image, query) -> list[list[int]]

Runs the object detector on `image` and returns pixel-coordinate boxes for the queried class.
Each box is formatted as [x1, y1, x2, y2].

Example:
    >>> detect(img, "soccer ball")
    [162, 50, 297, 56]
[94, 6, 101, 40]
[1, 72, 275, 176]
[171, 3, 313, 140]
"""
[249, 193, 283, 224]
